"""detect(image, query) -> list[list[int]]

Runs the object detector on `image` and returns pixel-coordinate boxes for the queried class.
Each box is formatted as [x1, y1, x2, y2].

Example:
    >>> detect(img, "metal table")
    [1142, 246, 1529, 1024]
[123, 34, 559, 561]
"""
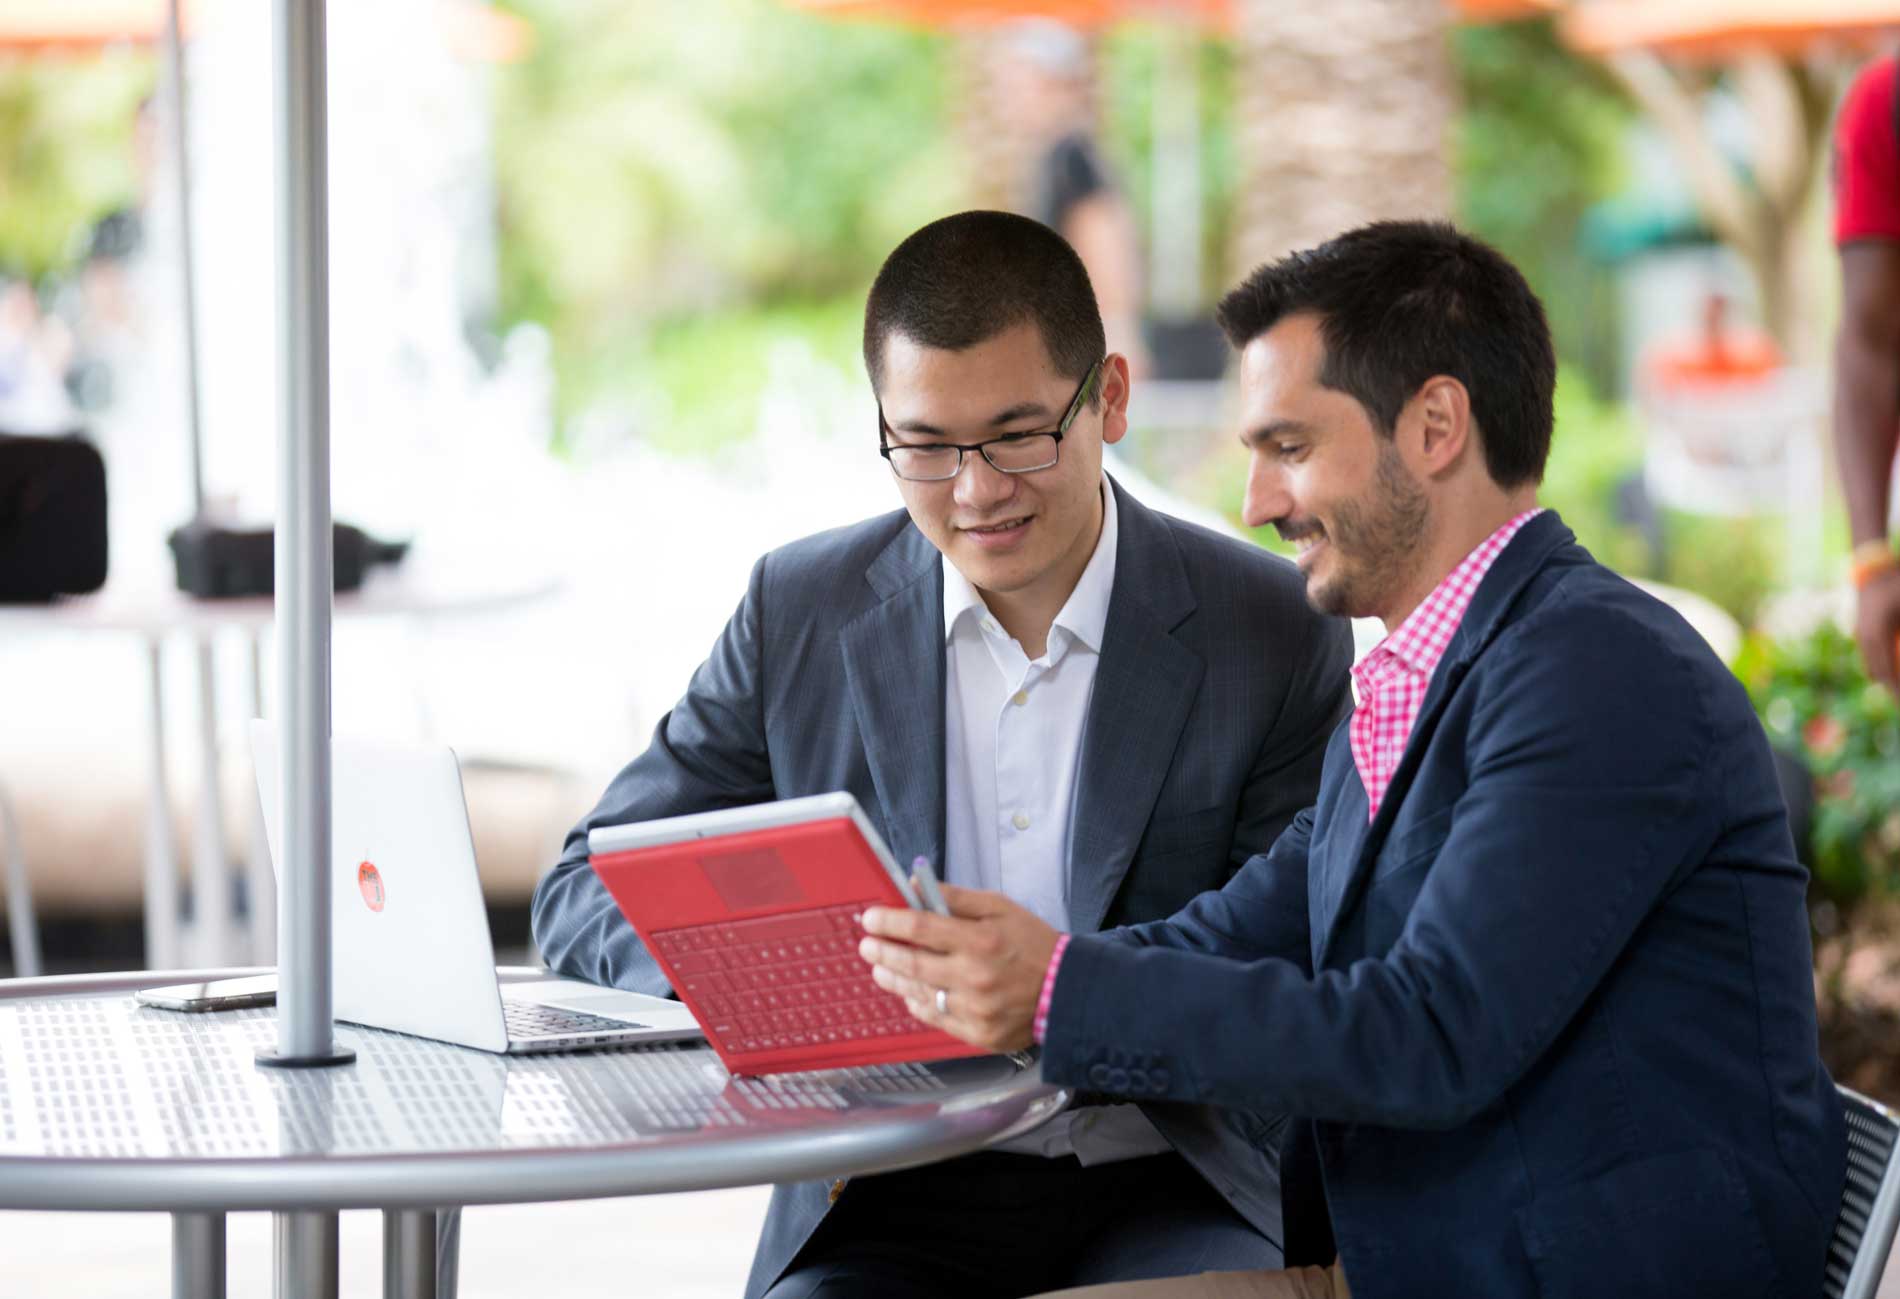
[0, 969, 1068, 1299]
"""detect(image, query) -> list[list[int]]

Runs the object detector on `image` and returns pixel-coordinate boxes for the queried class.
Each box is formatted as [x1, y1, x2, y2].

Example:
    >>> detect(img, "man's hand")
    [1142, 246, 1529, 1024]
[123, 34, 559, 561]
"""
[857, 884, 1060, 1054]
[1857, 568, 1900, 693]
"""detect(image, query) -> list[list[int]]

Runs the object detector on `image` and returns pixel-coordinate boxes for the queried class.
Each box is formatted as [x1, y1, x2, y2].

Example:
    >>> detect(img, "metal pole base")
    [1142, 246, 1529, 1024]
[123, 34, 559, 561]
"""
[172, 1212, 226, 1299]
[256, 1044, 357, 1069]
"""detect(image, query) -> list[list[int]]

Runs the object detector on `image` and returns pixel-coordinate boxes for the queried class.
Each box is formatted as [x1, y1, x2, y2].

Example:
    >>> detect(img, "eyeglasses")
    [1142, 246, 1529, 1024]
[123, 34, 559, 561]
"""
[878, 359, 1103, 483]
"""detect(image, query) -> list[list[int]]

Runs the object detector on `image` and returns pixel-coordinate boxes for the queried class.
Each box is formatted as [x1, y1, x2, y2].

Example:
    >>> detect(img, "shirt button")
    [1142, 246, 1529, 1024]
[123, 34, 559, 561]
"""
[1011, 690, 1028, 707]
[1012, 811, 1031, 831]
[982, 618, 1000, 635]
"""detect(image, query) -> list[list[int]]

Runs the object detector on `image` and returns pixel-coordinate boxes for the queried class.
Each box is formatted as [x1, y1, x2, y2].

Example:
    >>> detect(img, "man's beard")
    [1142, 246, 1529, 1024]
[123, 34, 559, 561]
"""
[1300, 442, 1430, 619]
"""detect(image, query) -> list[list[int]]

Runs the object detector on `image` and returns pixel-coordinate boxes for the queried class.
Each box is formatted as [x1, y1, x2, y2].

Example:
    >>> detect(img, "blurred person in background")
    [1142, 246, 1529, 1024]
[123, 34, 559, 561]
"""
[1831, 51, 1900, 691]
[996, 21, 1150, 379]
[533, 210, 1353, 1299]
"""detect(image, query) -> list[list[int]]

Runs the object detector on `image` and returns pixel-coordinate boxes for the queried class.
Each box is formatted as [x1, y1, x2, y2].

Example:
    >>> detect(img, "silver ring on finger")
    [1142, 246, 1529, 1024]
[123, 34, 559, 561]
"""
[935, 987, 949, 1017]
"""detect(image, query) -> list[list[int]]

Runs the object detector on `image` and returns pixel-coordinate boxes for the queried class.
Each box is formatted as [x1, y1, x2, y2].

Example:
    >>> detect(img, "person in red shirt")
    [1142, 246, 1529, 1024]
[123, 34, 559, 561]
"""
[1832, 53, 1900, 689]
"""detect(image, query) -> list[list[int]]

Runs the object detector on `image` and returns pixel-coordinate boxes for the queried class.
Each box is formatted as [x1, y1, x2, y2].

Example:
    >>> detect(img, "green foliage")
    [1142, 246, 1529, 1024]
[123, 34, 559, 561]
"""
[0, 53, 151, 281]
[558, 297, 862, 457]
[1098, 27, 1238, 309]
[1454, 19, 1634, 389]
[492, 0, 960, 424]
[1536, 369, 1644, 568]
[1738, 624, 1900, 903]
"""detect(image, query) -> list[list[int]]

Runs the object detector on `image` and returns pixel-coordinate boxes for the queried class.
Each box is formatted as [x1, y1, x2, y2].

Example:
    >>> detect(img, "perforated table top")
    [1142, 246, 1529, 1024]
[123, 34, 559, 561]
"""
[0, 972, 1066, 1213]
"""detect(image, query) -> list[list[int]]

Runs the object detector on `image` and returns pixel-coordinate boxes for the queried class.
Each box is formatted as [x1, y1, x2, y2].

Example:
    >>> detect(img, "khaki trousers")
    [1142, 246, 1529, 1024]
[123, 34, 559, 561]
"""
[1033, 1261, 1350, 1299]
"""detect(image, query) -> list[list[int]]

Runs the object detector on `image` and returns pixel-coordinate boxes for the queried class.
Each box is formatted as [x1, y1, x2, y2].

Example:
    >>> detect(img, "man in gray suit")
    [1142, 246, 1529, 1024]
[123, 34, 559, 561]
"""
[531, 210, 1352, 1299]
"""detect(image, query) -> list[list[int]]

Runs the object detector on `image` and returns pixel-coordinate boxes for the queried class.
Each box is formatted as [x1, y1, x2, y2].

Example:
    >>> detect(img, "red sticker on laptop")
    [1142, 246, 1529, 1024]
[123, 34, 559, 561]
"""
[358, 861, 386, 912]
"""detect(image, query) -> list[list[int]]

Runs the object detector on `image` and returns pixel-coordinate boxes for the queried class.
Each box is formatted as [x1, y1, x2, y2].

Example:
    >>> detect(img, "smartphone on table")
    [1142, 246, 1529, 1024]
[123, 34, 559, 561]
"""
[134, 974, 278, 1012]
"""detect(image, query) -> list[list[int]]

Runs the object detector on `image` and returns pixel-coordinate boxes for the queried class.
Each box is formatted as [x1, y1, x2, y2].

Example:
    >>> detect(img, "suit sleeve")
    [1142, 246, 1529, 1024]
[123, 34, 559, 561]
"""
[1043, 606, 1714, 1129]
[530, 556, 776, 992]
[1111, 804, 1319, 977]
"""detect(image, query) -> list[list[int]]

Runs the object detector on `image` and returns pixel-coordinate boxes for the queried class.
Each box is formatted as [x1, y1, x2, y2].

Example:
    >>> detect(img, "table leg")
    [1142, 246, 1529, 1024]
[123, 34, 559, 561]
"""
[246, 630, 277, 963]
[274, 1211, 338, 1299]
[145, 637, 182, 970]
[0, 780, 42, 976]
[437, 1207, 460, 1299]
[172, 1211, 226, 1299]
[382, 1208, 443, 1299]
[192, 634, 234, 965]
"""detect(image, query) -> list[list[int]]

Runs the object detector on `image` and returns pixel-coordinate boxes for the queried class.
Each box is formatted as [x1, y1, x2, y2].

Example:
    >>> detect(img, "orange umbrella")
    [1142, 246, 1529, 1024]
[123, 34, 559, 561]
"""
[0, 0, 532, 61]
[1564, 0, 1900, 60]
[788, 0, 1230, 26]
[0, 0, 201, 52]
[788, 0, 1549, 27]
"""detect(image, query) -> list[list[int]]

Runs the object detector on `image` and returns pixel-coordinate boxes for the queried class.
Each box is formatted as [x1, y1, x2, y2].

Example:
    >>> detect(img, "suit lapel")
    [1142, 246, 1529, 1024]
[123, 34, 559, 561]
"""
[1068, 482, 1204, 934]
[839, 527, 947, 875]
[1312, 761, 1370, 966]
[1314, 511, 1581, 967]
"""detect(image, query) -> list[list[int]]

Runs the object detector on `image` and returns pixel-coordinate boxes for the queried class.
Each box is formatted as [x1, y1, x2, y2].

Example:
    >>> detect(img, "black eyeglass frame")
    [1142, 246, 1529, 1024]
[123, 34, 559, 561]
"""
[877, 358, 1104, 482]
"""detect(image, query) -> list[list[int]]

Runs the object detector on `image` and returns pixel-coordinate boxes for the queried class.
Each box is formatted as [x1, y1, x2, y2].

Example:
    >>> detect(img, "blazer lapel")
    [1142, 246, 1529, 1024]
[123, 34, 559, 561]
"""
[1314, 511, 1581, 967]
[1068, 481, 1205, 934]
[839, 526, 947, 876]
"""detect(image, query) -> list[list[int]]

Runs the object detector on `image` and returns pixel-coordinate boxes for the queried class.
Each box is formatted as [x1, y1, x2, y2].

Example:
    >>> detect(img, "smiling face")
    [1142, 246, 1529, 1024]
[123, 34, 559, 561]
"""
[878, 321, 1126, 621]
[1237, 314, 1432, 622]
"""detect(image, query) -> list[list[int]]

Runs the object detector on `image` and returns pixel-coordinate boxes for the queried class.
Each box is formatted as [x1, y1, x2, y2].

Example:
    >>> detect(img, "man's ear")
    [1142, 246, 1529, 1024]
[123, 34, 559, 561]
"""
[1098, 353, 1133, 447]
[1404, 374, 1473, 476]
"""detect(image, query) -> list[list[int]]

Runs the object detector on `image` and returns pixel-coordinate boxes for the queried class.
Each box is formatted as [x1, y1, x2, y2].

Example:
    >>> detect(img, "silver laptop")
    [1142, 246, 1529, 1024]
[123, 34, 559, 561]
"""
[250, 721, 703, 1055]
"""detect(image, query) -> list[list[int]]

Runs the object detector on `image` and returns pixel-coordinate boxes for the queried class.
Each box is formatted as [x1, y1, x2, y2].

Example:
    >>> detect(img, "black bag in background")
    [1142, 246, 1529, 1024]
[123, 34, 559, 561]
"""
[0, 432, 108, 602]
[168, 517, 409, 598]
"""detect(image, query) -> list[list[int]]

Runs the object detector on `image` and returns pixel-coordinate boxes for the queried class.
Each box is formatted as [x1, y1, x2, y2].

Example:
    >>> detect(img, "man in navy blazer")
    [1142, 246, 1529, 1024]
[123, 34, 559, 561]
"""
[531, 212, 1352, 1298]
[861, 221, 1846, 1299]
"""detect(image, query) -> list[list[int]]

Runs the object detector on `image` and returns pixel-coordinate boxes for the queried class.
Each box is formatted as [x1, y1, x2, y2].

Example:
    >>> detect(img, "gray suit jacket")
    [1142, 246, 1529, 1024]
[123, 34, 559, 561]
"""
[531, 478, 1352, 1297]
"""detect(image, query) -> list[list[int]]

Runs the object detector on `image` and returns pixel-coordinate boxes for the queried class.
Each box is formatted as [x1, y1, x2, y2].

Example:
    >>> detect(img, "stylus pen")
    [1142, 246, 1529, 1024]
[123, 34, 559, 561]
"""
[910, 855, 950, 916]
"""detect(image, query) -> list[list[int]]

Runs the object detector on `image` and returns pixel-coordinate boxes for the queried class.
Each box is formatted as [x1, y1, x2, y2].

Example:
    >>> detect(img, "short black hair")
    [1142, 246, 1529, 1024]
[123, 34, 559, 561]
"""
[863, 210, 1105, 400]
[1216, 221, 1556, 488]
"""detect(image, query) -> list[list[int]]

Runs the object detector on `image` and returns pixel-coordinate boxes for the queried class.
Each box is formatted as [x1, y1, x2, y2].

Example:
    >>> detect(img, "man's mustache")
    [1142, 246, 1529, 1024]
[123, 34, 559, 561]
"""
[1275, 518, 1324, 545]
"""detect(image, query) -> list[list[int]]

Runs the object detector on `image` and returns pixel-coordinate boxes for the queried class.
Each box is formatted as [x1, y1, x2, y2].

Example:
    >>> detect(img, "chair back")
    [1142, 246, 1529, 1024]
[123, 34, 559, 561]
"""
[1827, 1086, 1900, 1299]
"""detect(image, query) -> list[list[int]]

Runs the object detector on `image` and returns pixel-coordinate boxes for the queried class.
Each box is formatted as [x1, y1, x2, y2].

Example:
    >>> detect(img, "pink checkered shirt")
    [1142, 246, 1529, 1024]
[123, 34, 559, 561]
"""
[1033, 932, 1070, 1044]
[1350, 509, 1542, 820]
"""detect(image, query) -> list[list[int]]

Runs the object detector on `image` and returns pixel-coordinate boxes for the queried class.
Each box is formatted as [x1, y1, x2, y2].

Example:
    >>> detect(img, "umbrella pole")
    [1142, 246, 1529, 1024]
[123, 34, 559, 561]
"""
[258, 0, 353, 1081]
[163, 0, 206, 518]
[260, 7, 353, 1299]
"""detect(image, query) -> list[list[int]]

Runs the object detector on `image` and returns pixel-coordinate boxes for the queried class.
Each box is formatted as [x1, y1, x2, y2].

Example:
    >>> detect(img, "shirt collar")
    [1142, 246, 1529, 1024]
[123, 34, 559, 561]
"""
[941, 480, 1119, 654]
[1362, 507, 1544, 681]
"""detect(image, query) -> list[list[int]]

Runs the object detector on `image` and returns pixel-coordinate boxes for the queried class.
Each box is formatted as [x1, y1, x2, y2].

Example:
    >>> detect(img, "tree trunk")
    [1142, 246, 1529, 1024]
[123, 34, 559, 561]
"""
[1231, 0, 1455, 276]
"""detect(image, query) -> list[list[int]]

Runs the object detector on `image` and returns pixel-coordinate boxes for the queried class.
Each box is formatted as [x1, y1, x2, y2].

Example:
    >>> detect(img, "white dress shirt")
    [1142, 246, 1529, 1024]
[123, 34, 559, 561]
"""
[942, 484, 1172, 1165]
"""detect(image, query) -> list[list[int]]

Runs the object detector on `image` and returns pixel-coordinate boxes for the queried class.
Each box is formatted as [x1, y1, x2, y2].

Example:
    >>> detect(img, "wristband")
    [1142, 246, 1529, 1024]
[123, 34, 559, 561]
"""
[1850, 539, 1899, 590]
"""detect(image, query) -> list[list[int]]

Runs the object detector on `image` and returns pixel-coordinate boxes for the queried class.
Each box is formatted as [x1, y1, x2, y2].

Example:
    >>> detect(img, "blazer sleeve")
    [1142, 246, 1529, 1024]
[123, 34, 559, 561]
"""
[530, 555, 776, 992]
[1042, 604, 1716, 1129]
[1109, 804, 1318, 976]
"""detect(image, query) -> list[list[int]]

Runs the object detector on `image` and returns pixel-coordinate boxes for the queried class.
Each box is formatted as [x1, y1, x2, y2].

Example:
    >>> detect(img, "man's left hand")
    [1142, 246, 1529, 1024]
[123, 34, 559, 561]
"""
[858, 884, 1060, 1054]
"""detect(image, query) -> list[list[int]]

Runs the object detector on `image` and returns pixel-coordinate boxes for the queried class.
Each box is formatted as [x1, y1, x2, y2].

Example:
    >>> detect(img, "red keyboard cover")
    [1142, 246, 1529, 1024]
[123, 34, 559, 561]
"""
[590, 817, 986, 1076]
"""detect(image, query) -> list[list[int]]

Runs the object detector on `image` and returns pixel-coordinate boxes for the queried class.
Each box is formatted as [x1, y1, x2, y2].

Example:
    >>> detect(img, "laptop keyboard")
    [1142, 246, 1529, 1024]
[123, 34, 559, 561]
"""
[503, 1000, 647, 1040]
[651, 902, 917, 1054]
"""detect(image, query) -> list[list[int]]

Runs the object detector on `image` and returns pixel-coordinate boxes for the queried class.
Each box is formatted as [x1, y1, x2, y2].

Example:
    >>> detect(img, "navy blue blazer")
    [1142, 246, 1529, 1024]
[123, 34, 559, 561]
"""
[1044, 512, 1846, 1299]
[531, 480, 1354, 1297]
